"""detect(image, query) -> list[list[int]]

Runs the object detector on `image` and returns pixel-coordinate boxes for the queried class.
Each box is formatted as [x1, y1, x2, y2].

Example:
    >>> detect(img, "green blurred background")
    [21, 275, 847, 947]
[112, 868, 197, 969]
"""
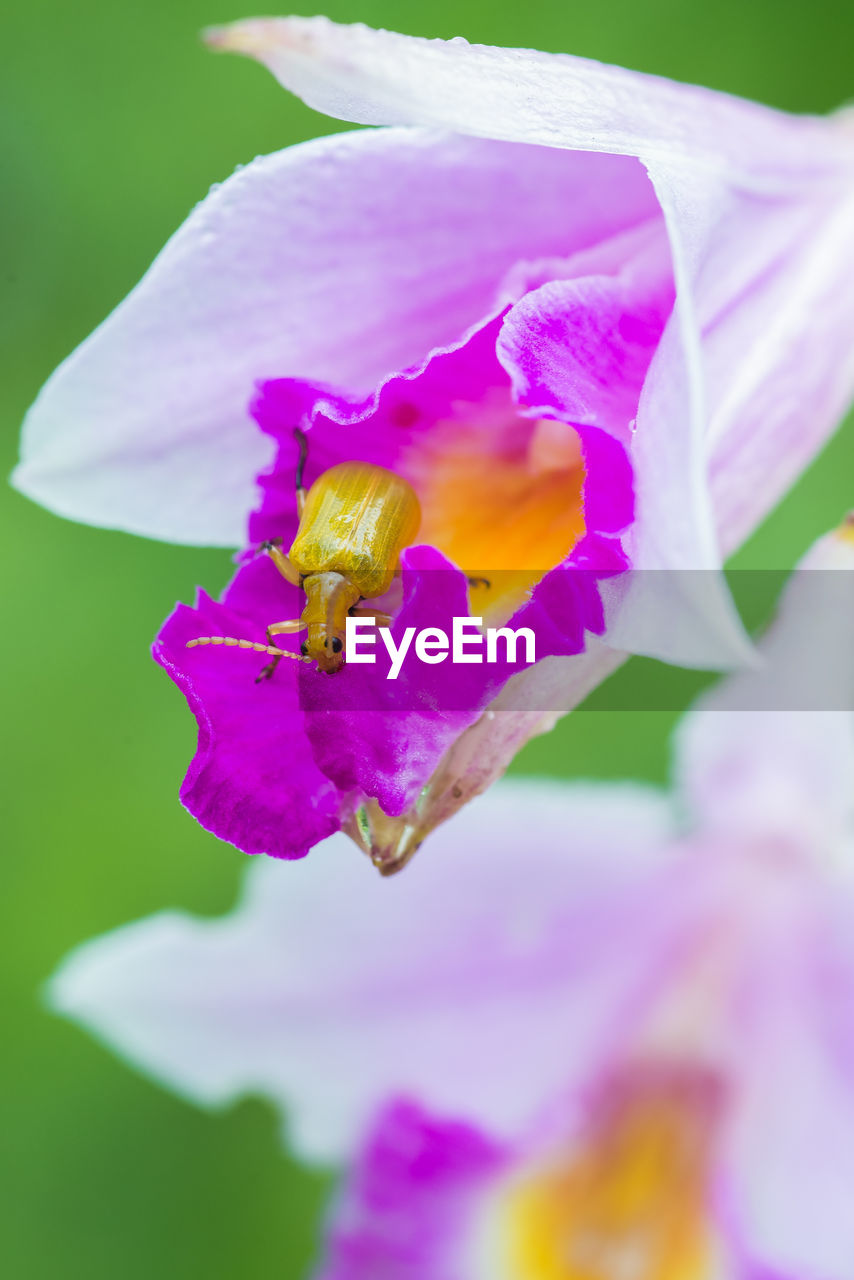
[2, 2, 853, 1275]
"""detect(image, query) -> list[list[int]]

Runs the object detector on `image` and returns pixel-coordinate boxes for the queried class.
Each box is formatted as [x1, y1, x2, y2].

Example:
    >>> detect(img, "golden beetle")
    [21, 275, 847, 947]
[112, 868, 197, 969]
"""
[187, 430, 421, 675]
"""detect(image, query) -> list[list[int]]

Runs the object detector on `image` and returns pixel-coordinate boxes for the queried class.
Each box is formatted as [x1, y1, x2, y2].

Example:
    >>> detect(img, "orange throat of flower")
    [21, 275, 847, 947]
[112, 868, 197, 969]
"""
[500, 1069, 722, 1280]
[404, 399, 587, 622]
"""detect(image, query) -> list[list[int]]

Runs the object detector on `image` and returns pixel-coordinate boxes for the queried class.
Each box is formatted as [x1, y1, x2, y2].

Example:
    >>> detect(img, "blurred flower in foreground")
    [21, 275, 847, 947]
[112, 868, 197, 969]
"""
[14, 18, 854, 870]
[50, 519, 854, 1277]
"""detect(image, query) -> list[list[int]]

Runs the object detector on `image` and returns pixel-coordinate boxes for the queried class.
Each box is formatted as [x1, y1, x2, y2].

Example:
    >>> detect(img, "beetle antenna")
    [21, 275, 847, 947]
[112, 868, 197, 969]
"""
[294, 427, 309, 493]
[186, 636, 311, 662]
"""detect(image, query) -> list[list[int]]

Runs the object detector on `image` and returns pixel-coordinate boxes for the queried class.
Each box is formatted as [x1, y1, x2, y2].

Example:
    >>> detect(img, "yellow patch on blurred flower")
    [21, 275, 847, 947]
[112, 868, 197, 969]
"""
[504, 1070, 719, 1280]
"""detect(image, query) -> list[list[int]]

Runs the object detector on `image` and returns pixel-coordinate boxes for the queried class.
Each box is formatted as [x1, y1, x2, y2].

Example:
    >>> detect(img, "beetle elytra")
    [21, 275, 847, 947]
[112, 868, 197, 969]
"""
[187, 429, 421, 676]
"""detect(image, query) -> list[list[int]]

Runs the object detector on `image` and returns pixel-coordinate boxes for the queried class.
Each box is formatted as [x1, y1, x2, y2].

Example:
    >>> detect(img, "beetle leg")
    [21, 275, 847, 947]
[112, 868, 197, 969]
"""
[267, 619, 304, 639]
[256, 619, 306, 682]
[350, 607, 393, 627]
[294, 427, 309, 518]
[260, 542, 302, 587]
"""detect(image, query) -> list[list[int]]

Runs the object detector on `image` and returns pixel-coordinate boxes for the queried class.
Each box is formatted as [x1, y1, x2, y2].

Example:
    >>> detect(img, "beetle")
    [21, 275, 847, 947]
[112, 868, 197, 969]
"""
[187, 429, 421, 676]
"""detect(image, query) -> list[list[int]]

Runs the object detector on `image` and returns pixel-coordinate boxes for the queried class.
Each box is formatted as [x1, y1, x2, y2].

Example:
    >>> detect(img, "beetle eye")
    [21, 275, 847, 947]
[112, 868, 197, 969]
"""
[330, 637, 343, 654]
[300, 642, 308, 656]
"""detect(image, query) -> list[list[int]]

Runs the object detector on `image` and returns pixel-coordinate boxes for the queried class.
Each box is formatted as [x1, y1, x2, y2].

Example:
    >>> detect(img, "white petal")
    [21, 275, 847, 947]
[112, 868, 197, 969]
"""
[206, 18, 848, 174]
[48, 779, 674, 1163]
[702, 191, 854, 556]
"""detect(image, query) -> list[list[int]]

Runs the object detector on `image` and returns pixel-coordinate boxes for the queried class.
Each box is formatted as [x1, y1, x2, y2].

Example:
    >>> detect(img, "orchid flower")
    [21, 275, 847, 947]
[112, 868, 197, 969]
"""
[50, 518, 854, 1277]
[14, 18, 854, 870]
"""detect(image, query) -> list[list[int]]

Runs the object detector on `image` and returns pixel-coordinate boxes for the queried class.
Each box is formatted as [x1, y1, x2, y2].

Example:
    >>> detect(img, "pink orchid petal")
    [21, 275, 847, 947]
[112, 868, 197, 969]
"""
[626, 162, 854, 569]
[497, 219, 674, 440]
[589, 162, 854, 668]
[691, 184, 854, 555]
[48, 780, 675, 1163]
[13, 130, 657, 545]
[676, 523, 854, 847]
[48, 522, 854, 1275]
[725, 892, 854, 1277]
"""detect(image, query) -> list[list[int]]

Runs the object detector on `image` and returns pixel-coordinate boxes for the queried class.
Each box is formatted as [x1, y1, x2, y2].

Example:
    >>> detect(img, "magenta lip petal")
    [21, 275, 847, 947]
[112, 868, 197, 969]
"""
[315, 1098, 507, 1280]
[161, 250, 651, 847]
[154, 532, 621, 845]
[247, 315, 509, 545]
[496, 228, 675, 445]
[153, 555, 345, 859]
[575, 426, 636, 536]
[150, 180, 695, 858]
[299, 545, 480, 815]
[299, 540, 622, 817]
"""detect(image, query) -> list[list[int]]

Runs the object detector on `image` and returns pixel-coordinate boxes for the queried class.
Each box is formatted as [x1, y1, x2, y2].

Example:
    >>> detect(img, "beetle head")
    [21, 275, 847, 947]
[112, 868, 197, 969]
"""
[302, 626, 345, 674]
[300, 572, 360, 674]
